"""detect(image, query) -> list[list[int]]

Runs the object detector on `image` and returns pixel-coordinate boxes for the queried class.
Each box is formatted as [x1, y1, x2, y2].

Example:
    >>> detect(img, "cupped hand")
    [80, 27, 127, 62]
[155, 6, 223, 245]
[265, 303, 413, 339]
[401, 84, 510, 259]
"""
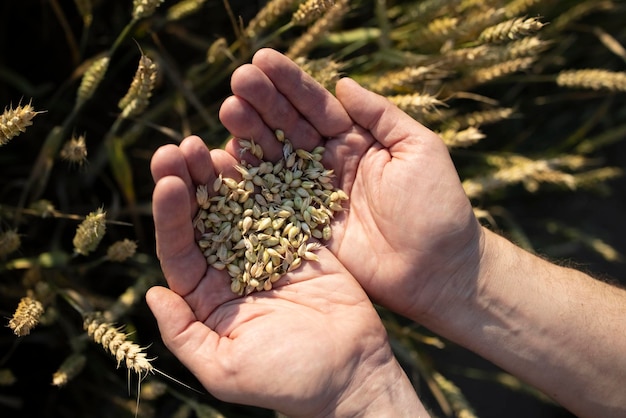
[147, 136, 416, 416]
[219, 48, 483, 322]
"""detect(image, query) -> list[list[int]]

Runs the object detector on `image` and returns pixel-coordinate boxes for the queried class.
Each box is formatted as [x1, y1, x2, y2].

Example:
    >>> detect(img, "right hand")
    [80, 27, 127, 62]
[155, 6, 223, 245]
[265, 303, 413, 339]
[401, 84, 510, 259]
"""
[219, 49, 483, 322]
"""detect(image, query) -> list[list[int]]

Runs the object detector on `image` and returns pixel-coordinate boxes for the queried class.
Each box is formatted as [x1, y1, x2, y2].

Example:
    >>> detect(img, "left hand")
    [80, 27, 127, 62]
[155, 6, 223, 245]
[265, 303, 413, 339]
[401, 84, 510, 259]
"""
[147, 136, 421, 416]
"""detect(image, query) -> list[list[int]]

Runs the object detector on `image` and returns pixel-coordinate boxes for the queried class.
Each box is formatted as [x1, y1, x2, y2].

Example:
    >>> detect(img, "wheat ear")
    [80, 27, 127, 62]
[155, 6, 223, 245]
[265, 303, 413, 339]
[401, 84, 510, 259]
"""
[8, 296, 44, 337]
[1, 101, 43, 146]
[84, 313, 154, 375]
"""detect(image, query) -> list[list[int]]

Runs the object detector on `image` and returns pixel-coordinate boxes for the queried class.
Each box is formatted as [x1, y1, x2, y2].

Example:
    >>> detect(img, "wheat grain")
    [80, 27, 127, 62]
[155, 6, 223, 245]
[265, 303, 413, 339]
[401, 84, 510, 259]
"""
[195, 130, 348, 295]
[8, 296, 44, 337]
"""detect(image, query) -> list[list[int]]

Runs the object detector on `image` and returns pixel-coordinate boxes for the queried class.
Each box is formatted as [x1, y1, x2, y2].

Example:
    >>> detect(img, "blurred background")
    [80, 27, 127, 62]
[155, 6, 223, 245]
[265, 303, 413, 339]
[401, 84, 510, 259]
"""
[1, 0, 624, 417]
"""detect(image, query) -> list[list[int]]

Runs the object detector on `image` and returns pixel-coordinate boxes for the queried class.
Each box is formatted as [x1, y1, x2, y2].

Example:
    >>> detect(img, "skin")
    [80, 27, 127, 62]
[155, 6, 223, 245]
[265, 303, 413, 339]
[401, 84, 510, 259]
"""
[148, 139, 427, 415]
[149, 48, 626, 417]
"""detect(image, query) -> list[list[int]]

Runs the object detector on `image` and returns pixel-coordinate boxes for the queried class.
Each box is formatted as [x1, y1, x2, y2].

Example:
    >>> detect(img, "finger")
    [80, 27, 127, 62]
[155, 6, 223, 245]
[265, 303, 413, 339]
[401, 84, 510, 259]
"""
[251, 48, 352, 138]
[335, 77, 444, 154]
[178, 135, 215, 187]
[151, 143, 193, 188]
[153, 175, 206, 296]
[229, 62, 319, 155]
[219, 94, 282, 162]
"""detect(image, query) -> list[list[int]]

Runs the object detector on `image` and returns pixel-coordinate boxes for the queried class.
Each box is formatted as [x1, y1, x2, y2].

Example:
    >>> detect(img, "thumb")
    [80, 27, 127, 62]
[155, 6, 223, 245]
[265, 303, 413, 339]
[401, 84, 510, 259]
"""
[335, 77, 442, 152]
[146, 286, 220, 372]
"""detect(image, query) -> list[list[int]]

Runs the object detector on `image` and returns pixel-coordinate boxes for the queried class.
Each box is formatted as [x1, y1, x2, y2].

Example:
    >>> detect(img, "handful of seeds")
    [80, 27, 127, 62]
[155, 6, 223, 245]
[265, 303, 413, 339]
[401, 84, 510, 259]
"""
[194, 130, 348, 295]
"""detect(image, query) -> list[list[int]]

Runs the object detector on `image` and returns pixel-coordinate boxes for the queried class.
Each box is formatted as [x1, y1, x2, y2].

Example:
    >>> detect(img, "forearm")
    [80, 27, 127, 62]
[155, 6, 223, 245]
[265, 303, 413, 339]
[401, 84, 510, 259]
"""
[421, 227, 626, 418]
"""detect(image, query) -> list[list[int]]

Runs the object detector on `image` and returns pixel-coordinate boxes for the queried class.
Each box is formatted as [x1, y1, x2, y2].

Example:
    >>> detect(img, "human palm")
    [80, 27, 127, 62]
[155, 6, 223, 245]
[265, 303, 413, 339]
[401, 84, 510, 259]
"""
[219, 49, 482, 320]
[147, 137, 396, 416]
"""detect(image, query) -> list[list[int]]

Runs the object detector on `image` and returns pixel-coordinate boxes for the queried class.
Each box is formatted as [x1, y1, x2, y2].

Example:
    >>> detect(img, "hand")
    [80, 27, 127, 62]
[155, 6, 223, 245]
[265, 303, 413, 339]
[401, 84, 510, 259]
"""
[219, 49, 483, 323]
[147, 136, 425, 416]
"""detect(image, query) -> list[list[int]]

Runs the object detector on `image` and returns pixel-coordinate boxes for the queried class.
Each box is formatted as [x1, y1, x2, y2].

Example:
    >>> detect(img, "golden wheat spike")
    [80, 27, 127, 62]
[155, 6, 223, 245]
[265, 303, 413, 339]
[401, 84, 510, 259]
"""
[504, 0, 541, 18]
[462, 154, 583, 199]
[1, 101, 43, 146]
[367, 66, 447, 95]
[118, 54, 159, 118]
[8, 296, 44, 337]
[166, 0, 206, 21]
[245, 0, 297, 38]
[295, 57, 343, 91]
[388, 93, 445, 120]
[439, 126, 485, 148]
[76, 56, 110, 108]
[479, 16, 546, 44]
[84, 313, 154, 375]
[291, 0, 336, 26]
[286, 0, 350, 59]
[446, 57, 536, 93]
[72, 208, 106, 256]
[556, 69, 626, 92]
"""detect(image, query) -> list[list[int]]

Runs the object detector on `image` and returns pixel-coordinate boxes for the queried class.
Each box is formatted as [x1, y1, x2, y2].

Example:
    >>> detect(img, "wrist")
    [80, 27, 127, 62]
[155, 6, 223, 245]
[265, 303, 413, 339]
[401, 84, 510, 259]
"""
[328, 355, 428, 418]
